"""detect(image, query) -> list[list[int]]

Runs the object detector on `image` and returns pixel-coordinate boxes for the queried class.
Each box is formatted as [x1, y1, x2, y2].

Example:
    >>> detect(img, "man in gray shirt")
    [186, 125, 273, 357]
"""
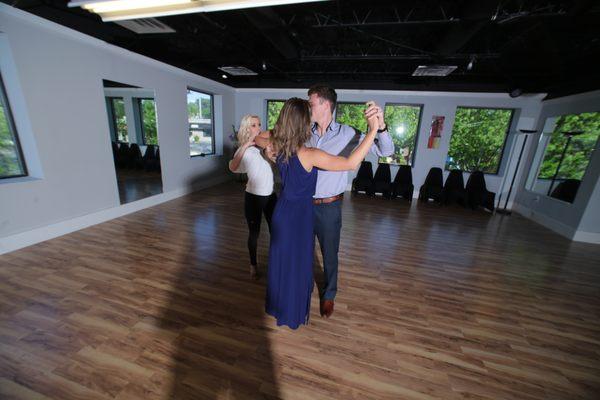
[307, 85, 394, 318]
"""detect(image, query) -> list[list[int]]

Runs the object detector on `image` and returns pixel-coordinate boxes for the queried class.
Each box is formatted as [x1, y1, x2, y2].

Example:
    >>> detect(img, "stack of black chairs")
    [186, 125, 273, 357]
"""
[144, 145, 161, 172]
[352, 162, 415, 201]
[442, 169, 467, 206]
[111, 141, 160, 172]
[128, 143, 144, 169]
[372, 163, 392, 198]
[465, 171, 495, 211]
[351, 161, 374, 195]
[391, 165, 414, 201]
[351, 163, 497, 213]
[116, 142, 130, 168]
[419, 167, 444, 204]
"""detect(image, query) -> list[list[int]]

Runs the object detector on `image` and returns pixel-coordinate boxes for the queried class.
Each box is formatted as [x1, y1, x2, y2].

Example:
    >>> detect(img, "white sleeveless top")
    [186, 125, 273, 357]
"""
[234, 146, 274, 196]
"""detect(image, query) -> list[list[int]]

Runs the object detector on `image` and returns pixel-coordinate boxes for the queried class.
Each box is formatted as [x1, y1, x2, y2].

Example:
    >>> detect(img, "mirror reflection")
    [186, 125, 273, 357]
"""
[103, 79, 163, 204]
[528, 112, 600, 203]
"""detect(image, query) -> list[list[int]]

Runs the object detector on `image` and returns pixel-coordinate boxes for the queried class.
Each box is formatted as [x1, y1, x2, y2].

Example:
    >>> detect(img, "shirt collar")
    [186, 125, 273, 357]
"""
[311, 120, 340, 136]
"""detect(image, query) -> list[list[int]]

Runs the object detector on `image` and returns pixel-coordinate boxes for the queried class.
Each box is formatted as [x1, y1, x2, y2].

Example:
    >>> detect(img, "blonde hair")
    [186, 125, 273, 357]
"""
[237, 114, 260, 146]
[271, 98, 311, 162]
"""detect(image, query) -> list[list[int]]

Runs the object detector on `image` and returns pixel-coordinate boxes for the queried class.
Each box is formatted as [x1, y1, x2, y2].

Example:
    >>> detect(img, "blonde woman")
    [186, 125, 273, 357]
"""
[264, 98, 379, 329]
[229, 115, 276, 279]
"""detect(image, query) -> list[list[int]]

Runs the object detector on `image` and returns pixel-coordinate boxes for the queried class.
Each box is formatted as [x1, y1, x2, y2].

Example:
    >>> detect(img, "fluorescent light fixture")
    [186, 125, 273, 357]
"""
[69, 0, 329, 21]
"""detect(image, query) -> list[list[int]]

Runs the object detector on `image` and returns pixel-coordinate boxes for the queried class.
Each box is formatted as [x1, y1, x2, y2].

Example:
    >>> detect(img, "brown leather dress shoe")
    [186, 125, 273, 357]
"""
[321, 300, 334, 318]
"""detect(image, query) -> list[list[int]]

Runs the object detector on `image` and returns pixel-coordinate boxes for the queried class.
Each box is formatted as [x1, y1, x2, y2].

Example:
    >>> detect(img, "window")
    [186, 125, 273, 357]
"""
[109, 97, 128, 142]
[335, 102, 368, 133]
[187, 89, 214, 156]
[266, 100, 285, 130]
[137, 98, 158, 145]
[0, 73, 27, 179]
[445, 107, 513, 174]
[529, 112, 600, 203]
[379, 104, 422, 166]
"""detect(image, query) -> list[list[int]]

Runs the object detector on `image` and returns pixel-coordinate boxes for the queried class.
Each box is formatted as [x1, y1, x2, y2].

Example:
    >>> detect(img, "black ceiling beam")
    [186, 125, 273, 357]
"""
[243, 7, 299, 61]
[434, 0, 498, 57]
[300, 53, 500, 61]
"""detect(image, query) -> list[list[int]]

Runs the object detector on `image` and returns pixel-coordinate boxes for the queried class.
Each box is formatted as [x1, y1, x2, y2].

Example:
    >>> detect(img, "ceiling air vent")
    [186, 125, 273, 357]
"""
[218, 66, 258, 76]
[114, 18, 175, 34]
[412, 65, 457, 77]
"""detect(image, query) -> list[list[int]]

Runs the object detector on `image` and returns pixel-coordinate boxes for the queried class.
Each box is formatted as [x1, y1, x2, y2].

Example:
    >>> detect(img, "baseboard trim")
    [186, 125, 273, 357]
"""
[0, 176, 231, 255]
[512, 203, 590, 242]
[572, 230, 600, 244]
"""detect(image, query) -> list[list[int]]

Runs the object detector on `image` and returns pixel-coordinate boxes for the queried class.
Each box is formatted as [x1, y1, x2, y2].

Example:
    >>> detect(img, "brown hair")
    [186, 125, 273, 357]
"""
[271, 98, 311, 162]
[308, 84, 337, 113]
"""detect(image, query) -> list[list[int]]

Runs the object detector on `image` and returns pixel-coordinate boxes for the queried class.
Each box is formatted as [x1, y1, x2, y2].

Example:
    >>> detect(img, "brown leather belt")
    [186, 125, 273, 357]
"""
[313, 194, 343, 205]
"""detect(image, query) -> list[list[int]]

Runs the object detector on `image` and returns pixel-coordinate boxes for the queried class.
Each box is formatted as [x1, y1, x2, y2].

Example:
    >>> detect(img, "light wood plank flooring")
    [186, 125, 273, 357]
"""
[1, 182, 600, 400]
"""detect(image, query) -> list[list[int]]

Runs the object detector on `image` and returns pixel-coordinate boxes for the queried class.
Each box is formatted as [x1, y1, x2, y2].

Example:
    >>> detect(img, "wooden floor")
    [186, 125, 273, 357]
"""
[1, 182, 600, 400]
[116, 167, 163, 205]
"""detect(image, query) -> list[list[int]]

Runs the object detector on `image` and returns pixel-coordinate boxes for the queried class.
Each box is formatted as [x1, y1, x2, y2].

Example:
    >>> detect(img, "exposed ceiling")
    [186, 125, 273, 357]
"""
[5, 0, 600, 98]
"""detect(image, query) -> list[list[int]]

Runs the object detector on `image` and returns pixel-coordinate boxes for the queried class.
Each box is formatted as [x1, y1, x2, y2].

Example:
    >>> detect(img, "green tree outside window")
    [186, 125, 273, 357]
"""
[446, 107, 513, 174]
[111, 98, 128, 142]
[267, 100, 285, 130]
[335, 103, 368, 133]
[0, 101, 26, 178]
[187, 89, 214, 156]
[537, 112, 600, 181]
[140, 99, 158, 145]
[379, 104, 421, 166]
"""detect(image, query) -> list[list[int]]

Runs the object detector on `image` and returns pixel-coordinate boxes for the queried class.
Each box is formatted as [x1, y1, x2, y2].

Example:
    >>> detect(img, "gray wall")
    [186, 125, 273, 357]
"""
[0, 6, 235, 238]
[235, 88, 543, 199]
[515, 90, 600, 234]
[580, 173, 600, 233]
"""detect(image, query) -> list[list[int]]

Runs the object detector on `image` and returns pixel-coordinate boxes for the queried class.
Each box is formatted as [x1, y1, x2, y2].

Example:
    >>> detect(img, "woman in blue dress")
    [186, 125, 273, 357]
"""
[265, 98, 379, 329]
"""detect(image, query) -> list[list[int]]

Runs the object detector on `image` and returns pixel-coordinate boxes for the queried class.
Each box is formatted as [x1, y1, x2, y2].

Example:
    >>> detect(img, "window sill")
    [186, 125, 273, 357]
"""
[190, 153, 220, 158]
[0, 175, 43, 185]
[444, 168, 500, 176]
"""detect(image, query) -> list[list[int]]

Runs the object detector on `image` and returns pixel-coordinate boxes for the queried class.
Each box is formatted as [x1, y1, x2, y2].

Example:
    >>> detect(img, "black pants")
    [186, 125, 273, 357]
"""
[244, 191, 277, 266]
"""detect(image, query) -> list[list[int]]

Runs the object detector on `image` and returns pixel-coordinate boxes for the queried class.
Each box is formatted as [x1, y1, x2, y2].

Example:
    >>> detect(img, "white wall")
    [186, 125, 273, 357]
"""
[235, 88, 544, 202]
[0, 5, 236, 248]
[515, 90, 600, 242]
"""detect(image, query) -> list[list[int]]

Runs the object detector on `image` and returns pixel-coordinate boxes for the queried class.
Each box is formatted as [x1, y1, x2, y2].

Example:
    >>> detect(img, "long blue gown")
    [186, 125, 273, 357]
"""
[265, 154, 317, 329]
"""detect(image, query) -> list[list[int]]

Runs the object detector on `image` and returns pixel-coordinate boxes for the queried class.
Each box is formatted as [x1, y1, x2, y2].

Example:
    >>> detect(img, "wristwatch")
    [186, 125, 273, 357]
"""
[377, 124, 387, 133]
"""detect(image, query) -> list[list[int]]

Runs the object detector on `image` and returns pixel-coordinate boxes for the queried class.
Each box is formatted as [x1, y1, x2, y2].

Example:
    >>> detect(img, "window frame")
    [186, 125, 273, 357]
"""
[0, 72, 28, 180]
[187, 87, 215, 157]
[265, 99, 286, 130]
[381, 102, 424, 167]
[446, 106, 515, 175]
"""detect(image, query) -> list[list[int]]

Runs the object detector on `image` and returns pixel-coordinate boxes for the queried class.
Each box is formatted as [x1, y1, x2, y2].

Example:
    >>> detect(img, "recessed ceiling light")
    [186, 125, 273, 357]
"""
[219, 66, 258, 76]
[412, 65, 457, 77]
